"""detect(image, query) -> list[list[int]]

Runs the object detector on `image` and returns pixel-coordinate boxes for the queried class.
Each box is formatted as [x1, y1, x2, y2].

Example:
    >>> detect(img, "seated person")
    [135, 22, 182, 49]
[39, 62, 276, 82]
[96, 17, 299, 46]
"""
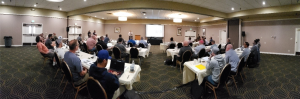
[115, 38, 130, 63]
[139, 37, 148, 48]
[224, 38, 231, 50]
[118, 34, 126, 45]
[104, 34, 110, 44]
[193, 40, 205, 58]
[205, 47, 225, 85]
[225, 44, 239, 73]
[87, 35, 97, 52]
[239, 42, 250, 62]
[188, 37, 193, 44]
[167, 37, 176, 49]
[173, 41, 192, 66]
[97, 36, 113, 55]
[45, 34, 54, 49]
[209, 37, 213, 45]
[250, 40, 259, 65]
[52, 33, 58, 41]
[36, 36, 56, 66]
[64, 40, 89, 85]
[207, 40, 217, 55]
[55, 38, 65, 61]
[89, 50, 124, 99]
[77, 34, 82, 41]
[127, 36, 136, 46]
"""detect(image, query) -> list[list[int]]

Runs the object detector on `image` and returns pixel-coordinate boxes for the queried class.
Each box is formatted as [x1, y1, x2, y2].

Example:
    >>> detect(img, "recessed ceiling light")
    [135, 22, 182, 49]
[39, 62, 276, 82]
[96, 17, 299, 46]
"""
[197, 17, 199, 19]
[262, 1, 265, 5]
[113, 12, 133, 16]
[47, 0, 64, 2]
[1, 1, 4, 4]
[60, 8, 62, 10]
[231, 7, 234, 10]
[34, 4, 36, 7]
[94, 16, 96, 17]
[194, 20, 197, 21]
[102, 18, 104, 19]
[145, 17, 147, 18]
[84, 0, 86, 1]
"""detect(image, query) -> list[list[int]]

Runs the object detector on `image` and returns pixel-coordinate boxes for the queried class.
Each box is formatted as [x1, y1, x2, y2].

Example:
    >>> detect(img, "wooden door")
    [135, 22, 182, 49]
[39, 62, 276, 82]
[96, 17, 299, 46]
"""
[135, 35, 141, 40]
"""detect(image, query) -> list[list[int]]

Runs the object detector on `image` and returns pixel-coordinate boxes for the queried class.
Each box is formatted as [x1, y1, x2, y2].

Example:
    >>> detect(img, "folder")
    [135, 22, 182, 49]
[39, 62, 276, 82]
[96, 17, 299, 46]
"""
[195, 64, 206, 70]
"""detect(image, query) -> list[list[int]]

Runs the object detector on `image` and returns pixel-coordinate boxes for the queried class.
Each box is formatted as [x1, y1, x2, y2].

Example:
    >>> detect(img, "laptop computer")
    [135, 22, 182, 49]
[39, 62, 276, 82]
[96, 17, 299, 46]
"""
[108, 59, 125, 78]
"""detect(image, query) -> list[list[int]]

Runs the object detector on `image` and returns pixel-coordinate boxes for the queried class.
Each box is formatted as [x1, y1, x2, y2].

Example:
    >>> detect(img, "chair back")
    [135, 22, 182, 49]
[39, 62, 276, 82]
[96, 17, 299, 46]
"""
[54, 52, 61, 68]
[128, 43, 133, 47]
[169, 44, 176, 49]
[96, 44, 103, 51]
[177, 43, 183, 48]
[87, 77, 108, 99]
[245, 52, 251, 67]
[198, 48, 206, 58]
[78, 40, 82, 46]
[130, 48, 139, 58]
[236, 57, 246, 76]
[82, 43, 88, 53]
[138, 43, 145, 48]
[112, 47, 122, 59]
[217, 64, 232, 88]
[181, 50, 192, 63]
[61, 61, 74, 83]
[189, 43, 193, 47]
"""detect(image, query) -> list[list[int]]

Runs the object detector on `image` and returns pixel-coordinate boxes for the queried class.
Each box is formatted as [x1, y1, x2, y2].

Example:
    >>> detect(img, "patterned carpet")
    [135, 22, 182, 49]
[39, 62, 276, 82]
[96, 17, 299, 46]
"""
[0, 45, 300, 99]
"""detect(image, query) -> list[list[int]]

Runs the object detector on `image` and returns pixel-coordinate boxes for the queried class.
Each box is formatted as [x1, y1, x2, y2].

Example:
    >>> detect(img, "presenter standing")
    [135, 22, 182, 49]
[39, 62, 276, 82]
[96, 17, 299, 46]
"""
[128, 30, 133, 40]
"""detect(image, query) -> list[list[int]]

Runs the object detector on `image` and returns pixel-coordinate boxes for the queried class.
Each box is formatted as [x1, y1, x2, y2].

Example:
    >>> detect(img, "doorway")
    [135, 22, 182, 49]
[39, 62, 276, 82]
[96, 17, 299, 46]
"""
[295, 28, 300, 55]
[219, 30, 227, 44]
[22, 23, 43, 46]
[135, 35, 141, 40]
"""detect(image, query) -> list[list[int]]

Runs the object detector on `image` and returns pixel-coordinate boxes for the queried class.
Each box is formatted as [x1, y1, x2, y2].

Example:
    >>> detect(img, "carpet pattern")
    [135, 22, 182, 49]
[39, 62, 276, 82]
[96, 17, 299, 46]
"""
[0, 46, 300, 99]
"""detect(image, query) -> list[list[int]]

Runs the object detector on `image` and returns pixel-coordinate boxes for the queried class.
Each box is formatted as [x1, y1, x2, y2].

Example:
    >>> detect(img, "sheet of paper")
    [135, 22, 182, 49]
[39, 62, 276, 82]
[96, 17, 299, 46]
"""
[201, 57, 209, 62]
[195, 64, 206, 70]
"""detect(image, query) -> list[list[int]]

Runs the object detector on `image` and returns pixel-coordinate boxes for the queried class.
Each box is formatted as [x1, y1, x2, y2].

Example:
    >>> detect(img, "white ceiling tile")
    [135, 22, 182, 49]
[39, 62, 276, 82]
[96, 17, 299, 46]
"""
[172, 0, 183, 3]
[181, 0, 195, 4]
[278, 0, 292, 5]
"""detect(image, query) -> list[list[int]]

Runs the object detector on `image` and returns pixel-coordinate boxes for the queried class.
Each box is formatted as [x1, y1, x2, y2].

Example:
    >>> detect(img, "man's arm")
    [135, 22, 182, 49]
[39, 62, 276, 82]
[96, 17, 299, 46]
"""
[37, 44, 48, 54]
[225, 54, 229, 64]
[75, 59, 86, 76]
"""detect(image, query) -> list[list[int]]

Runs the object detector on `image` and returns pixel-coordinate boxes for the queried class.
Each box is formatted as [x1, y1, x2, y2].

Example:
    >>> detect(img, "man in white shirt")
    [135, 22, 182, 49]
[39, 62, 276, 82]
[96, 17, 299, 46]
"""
[55, 38, 65, 61]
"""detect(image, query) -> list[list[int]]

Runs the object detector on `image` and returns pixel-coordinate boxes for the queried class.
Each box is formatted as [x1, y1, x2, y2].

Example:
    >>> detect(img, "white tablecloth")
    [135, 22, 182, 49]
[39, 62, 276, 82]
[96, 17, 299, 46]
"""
[62, 47, 141, 90]
[183, 61, 211, 85]
[126, 47, 148, 58]
[160, 43, 168, 52]
[111, 40, 117, 45]
[166, 49, 180, 60]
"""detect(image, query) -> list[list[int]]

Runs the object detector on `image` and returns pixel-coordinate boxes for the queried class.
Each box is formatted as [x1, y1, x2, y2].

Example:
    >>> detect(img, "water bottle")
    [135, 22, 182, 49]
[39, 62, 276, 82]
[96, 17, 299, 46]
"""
[93, 52, 96, 58]
[130, 60, 135, 72]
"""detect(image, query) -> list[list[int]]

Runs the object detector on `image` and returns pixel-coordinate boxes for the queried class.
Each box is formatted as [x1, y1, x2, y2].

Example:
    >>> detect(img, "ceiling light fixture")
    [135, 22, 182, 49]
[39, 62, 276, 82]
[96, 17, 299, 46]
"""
[173, 18, 182, 23]
[60, 8, 62, 10]
[195, 20, 197, 21]
[118, 16, 127, 21]
[84, 0, 86, 1]
[197, 17, 199, 19]
[34, 4, 36, 7]
[262, 1, 265, 5]
[94, 16, 96, 17]
[102, 18, 104, 19]
[113, 12, 133, 16]
[1, 1, 4, 4]
[145, 17, 147, 18]
[231, 7, 234, 10]
[142, 12, 146, 15]
[47, 0, 64, 2]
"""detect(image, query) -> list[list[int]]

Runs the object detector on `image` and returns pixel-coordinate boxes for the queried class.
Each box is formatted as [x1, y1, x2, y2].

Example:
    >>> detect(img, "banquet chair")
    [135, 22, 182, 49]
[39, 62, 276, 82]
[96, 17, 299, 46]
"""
[128, 43, 133, 47]
[198, 49, 206, 58]
[205, 64, 231, 99]
[130, 47, 141, 66]
[112, 47, 122, 60]
[177, 43, 183, 48]
[96, 44, 103, 52]
[82, 43, 93, 54]
[229, 57, 245, 89]
[176, 50, 192, 73]
[189, 43, 193, 47]
[169, 44, 176, 49]
[218, 44, 224, 54]
[54, 52, 65, 87]
[40, 53, 49, 66]
[138, 43, 145, 48]
[87, 77, 107, 99]
[61, 61, 87, 99]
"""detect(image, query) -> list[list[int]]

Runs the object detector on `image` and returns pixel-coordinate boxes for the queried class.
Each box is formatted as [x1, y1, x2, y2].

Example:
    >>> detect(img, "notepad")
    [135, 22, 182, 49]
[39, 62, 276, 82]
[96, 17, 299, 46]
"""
[195, 64, 206, 70]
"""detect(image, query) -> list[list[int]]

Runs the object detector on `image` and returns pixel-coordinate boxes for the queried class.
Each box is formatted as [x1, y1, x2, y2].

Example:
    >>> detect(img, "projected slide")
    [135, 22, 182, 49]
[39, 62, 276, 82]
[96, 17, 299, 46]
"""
[146, 25, 164, 37]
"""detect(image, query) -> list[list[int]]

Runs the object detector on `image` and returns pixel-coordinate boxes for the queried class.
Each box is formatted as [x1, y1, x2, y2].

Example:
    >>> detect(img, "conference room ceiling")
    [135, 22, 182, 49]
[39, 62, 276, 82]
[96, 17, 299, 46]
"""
[84, 9, 211, 22]
[2, 0, 298, 13]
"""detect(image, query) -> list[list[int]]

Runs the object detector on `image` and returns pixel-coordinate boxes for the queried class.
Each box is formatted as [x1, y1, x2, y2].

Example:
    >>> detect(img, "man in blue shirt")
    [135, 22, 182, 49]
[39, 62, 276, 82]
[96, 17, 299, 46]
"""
[139, 37, 148, 47]
[64, 40, 88, 85]
[89, 50, 122, 99]
[104, 34, 110, 44]
[127, 36, 136, 46]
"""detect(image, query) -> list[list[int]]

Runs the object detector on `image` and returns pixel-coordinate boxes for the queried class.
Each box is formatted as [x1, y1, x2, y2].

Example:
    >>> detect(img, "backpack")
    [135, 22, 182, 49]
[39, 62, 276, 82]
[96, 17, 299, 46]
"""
[164, 59, 173, 66]
[190, 80, 204, 99]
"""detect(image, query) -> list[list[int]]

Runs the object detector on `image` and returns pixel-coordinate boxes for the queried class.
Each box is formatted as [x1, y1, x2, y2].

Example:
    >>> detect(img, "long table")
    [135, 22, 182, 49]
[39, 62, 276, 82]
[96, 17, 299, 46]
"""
[61, 47, 141, 90]
[166, 46, 210, 60]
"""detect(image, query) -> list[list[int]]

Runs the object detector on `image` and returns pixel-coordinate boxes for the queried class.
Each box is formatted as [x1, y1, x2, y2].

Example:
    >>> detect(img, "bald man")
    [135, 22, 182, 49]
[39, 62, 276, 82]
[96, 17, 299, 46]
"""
[173, 41, 192, 66]
[87, 35, 97, 52]
[225, 44, 239, 72]
[193, 40, 206, 58]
